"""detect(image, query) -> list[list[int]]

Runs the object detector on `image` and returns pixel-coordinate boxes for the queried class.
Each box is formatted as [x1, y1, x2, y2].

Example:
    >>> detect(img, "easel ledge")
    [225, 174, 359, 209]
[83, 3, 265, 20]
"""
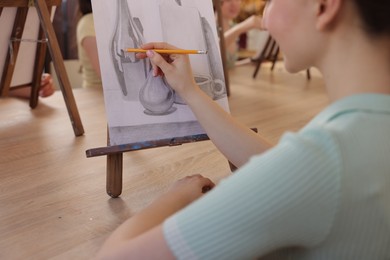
[86, 134, 210, 158]
[86, 134, 211, 198]
[86, 128, 256, 198]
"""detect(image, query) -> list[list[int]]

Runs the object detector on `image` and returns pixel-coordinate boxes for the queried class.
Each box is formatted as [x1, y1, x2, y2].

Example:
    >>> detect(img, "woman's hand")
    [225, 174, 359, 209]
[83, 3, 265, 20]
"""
[164, 174, 215, 207]
[39, 73, 55, 98]
[136, 42, 200, 102]
[8, 73, 55, 99]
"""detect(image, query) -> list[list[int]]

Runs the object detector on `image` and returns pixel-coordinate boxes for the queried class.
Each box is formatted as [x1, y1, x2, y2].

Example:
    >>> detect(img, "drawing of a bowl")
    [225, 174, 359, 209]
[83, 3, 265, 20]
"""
[174, 75, 213, 104]
[196, 75, 213, 98]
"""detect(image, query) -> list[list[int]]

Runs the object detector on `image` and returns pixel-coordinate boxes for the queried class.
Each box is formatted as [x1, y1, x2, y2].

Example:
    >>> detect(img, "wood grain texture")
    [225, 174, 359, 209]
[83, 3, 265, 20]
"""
[0, 63, 328, 259]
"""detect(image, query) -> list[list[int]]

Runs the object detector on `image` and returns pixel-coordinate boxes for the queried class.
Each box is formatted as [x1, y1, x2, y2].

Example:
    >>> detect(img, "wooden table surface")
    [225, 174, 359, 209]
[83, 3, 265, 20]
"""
[0, 63, 328, 259]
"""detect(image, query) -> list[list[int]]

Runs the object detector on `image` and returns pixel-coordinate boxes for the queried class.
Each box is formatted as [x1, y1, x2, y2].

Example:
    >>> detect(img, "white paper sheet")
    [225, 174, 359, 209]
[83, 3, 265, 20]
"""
[92, 0, 230, 145]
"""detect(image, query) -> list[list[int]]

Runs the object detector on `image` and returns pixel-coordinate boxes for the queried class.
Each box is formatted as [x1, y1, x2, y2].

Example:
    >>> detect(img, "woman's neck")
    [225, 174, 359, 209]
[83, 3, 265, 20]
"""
[317, 32, 390, 102]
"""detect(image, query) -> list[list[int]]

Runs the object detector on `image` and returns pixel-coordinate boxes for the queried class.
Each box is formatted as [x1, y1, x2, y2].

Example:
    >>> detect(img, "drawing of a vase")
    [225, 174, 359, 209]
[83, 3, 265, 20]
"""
[139, 72, 176, 115]
[111, 0, 147, 99]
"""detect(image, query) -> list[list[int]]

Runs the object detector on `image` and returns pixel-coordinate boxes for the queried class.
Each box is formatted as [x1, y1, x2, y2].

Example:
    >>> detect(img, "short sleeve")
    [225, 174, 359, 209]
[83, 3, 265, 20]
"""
[163, 128, 341, 259]
[76, 14, 96, 45]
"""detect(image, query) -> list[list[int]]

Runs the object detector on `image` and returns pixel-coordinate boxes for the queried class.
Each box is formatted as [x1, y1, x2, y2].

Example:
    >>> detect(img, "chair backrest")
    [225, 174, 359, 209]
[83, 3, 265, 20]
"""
[261, 36, 279, 60]
[251, 35, 280, 78]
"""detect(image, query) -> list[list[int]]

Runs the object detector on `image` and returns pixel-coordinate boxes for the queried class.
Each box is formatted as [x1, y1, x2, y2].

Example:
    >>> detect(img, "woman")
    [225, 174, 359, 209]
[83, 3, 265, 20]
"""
[77, 0, 102, 88]
[96, 0, 390, 258]
[218, 0, 263, 69]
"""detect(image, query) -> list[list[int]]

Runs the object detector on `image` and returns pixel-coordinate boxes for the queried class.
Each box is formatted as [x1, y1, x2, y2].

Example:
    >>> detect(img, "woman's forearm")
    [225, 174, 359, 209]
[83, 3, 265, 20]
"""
[224, 25, 246, 48]
[184, 88, 272, 168]
[224, 15, 263, 51]
[98, 192, 187, 254]
[97, 175, 214, 258]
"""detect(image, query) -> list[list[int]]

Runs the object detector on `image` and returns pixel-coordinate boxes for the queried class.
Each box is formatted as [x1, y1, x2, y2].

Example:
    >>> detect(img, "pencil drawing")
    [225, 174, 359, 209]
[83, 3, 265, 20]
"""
[200, 16, 227, 99]
[174, 0, 226, 99]
[92, 0, 230, 145]
[111, 0, 146, 98]
[111, 0, 176, 115]
[165, 0, 227, 102]
[139, 71, 176, 115]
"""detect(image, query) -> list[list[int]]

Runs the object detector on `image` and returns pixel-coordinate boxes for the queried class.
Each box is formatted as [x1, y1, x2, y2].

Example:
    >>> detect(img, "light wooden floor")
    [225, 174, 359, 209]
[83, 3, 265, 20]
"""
[0, 62, 328, 259]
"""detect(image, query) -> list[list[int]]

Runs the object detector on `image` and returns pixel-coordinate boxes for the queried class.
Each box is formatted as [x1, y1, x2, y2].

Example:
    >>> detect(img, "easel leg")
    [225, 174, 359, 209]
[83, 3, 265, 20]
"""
[35, 0, 84, 136]
[306, 69, 311, 80]
[30, 26, 47, 109]
[106, 153, 123, 198]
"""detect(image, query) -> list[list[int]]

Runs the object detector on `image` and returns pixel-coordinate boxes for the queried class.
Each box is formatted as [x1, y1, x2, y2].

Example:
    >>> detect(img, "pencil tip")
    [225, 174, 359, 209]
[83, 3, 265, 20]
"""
[198, 50, 208, 54]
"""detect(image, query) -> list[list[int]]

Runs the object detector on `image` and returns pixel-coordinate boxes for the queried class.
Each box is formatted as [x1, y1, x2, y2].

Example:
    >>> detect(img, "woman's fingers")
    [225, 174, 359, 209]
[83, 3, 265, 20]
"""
[136, 42, 181, 62]
[39, 73, 55, 97]
[146, 50, 172, 76]
[201, 177, 216, 192]
[186, 174, 216, 193]
[135, 42, 196, 98]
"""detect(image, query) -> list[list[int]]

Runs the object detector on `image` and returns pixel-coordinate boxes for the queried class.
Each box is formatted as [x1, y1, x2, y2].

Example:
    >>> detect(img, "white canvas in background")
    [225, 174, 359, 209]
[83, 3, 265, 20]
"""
[0, 7, 56, 87]
[92, 0, 229, 145]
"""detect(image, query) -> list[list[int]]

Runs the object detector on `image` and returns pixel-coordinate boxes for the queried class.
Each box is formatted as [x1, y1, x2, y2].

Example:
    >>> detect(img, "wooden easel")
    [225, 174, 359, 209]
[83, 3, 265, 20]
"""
[86, 0, 230, 198]
[251, 35, 312, 80]
[251, 36, 280, 79]
[213, 0, 230, 96]
[0, 0, 84, 136]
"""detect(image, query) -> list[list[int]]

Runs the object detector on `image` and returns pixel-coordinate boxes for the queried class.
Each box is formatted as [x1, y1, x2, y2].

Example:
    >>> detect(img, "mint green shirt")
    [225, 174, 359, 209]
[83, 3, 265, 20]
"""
[163, 94, 390, 259]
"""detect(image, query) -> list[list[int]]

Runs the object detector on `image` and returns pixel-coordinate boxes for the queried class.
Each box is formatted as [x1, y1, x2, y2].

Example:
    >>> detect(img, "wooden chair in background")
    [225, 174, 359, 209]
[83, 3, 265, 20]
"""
[251, 35, 311, 80]
[251, 35, 279, 79]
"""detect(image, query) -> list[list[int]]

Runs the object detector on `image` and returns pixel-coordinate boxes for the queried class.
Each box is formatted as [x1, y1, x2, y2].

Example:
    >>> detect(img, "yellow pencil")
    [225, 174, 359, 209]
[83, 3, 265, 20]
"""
[122, 48, 208, 54]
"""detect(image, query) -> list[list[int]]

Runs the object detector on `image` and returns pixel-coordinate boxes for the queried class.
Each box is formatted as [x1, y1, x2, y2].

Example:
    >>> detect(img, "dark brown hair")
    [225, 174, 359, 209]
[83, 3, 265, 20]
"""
[354, 0, 390, 36]
[79, 0, 92, 15]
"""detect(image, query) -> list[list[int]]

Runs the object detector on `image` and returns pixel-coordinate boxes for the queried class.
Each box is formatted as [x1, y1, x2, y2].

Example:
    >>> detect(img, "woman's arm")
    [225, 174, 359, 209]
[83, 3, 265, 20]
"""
[96, 175, 214, 259]
[224, 15, 263, 51]
[138, 42, 272, 168]
[81, 36, 101, 78]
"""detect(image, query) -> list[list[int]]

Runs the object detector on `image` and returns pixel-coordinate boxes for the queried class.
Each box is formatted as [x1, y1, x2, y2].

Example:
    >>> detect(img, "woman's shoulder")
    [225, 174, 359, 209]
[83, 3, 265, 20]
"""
[78, 13, 94, 27]
[77, 13, 96, 39]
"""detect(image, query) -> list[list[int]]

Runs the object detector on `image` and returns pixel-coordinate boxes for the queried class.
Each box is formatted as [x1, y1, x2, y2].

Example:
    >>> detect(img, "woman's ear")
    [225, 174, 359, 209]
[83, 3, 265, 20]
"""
[316, 0, 342, 31]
